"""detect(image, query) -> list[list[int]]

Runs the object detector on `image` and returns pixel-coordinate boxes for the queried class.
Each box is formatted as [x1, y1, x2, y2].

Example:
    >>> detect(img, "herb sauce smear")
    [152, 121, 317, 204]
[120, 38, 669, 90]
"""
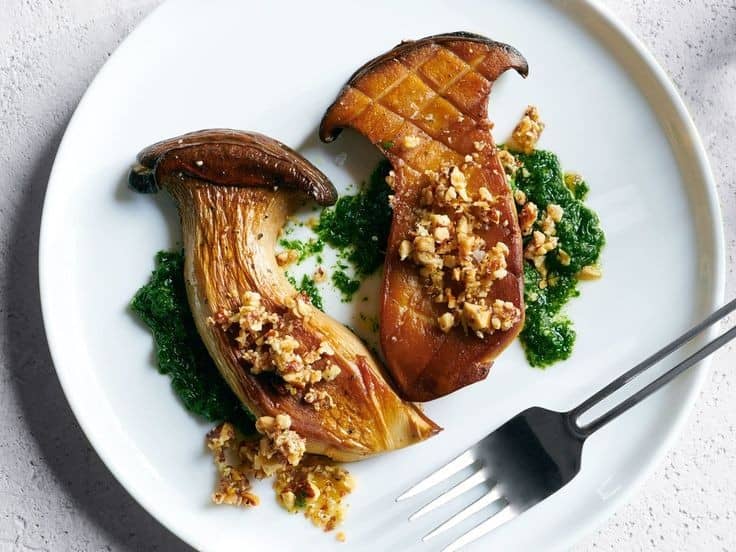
[131, 251, 255, 433]
[509, 149, 605, 367]
[315, 160, 393, 300]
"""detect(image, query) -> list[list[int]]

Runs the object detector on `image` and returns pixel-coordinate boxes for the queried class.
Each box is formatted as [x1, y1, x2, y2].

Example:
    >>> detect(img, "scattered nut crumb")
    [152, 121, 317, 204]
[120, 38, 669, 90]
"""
[276, 249, 299, 267]
[274, 458, 355, 531]
[207, 416, 355, 533]
[212, 291, 340, 404]
[397, 161, 521, 337]
[578, 264, 602, 280]
[507, 105, 545, 154]
[206, 423, 259, 508]
[518, 202, 539, 236]
[313, 266, 327, 283]
[403, 135, 421, 148]
[498, 149, 521, 176]
[513, 189, 527, 206]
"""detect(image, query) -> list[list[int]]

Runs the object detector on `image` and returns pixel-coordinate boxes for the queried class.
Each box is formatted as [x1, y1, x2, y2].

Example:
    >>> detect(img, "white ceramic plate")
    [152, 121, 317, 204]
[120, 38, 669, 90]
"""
[39, 1, 725, 550]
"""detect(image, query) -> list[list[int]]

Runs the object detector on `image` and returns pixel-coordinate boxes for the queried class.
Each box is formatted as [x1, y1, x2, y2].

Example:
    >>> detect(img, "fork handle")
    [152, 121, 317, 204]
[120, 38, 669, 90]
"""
[568, 297, 736, 439]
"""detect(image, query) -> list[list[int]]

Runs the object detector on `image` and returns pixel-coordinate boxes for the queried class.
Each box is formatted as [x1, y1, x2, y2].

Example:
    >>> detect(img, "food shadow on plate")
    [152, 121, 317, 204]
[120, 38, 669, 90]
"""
[115, 165, 183, 249]
[2, 130, 192, 551]
[294, 127, 384, 198]
[114, 164, 182, 356]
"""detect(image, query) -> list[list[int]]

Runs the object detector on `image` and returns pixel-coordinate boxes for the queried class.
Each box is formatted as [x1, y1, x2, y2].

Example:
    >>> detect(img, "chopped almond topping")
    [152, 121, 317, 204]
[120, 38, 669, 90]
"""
[212, 291, 339, 409]
[399, 239, 412, 260]
[206, 423, 259, 508]
[403, 135, 421, 148]
[547, 203, 564, 223]
[525, 230, 559, 259]
[303, 388, 335, 411]
[397, 160, 521, 337]
[518, 202, 538, 236]
[247, 414, 307, 474]
[274, 459, 355, 531]
[437, 312, 455, 333]
[578, 264, 602, 280]
[463, 302, 491, 332]
[498, 149, 522, 176]
[491, 299, 520, 331]
[513, 189, 527, 206]
[507, 105, 545, 154]
[276, 249, 299, 267]
[478, 187, 494, 202]
[313, 266, 327, 283]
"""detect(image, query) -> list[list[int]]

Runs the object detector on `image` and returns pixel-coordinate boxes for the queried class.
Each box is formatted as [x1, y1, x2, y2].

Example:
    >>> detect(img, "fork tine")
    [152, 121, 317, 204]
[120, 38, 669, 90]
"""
[442, 504, 516, 552]
[409, 465, 489, 520]
[423, 486, 504, 541]
[396, 449, 475, 502]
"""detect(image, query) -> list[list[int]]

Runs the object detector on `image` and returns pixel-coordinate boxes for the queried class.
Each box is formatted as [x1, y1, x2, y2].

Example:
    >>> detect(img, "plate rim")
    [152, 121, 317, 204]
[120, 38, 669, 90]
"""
[37, 1, 726, 550]
[549, 1, 726, 546]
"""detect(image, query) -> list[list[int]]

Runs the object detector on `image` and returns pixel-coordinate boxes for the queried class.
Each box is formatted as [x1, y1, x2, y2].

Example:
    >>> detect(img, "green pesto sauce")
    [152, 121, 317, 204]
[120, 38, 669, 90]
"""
[287, 273, 325, 311]
[131, 251, 255, 434]
[315, 160, 393, 278]
[332, 269, 361, 302]
[564, 172, 590, 201]
[510, 149, 605, 367]
[278, 237, 324, 264]
[275, 161, 393, 303]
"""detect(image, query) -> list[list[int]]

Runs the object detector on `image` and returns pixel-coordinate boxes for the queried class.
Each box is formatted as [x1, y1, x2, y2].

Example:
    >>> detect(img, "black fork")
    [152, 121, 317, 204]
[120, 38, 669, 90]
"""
[397, 298, 736, 551]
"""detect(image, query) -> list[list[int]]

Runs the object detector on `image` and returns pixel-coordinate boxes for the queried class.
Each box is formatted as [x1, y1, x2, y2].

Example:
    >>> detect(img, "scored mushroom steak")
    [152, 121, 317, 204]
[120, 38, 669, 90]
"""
[130, 130, 439, 461]
[320, 33, 528, 402]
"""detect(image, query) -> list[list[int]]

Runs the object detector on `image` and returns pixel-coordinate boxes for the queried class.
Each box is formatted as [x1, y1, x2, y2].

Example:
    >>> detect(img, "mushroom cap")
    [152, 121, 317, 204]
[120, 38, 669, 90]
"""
[130, 129, 337, 206]
[320, 32, 528, 143]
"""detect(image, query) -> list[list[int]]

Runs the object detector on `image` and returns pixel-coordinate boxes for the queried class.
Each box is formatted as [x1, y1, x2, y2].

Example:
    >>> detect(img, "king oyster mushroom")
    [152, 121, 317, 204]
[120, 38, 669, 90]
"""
[320, 33, 528, 402]
[130, 129, 439, 461]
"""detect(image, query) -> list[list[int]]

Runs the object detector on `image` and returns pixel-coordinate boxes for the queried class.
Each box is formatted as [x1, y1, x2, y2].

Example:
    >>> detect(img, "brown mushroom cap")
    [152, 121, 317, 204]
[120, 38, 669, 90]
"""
[320, 32, 528, 143]
[129, 129, 337, 206]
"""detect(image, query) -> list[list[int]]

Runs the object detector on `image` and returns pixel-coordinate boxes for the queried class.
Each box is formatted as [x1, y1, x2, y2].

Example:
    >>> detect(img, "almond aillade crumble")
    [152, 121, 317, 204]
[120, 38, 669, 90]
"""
[396, 157, 522, 337]
[209, 291, 340, 411]
[502, 106, 565, 289]
[274, 457, 355, 532]
[500, 105, 601, 289]
[207, 414, 354, 533]
[506, 105, 545, 155]
[207, 422, 260, 508]
[206, 293, 355, 532]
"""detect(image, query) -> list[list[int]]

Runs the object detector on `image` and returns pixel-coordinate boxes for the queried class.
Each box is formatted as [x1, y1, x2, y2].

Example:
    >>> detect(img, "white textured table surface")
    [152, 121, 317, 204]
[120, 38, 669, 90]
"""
[1, 1, 734, 550]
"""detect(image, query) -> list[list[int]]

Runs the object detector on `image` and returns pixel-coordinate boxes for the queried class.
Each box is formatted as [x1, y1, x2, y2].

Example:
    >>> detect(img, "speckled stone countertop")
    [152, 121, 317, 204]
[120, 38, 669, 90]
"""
[1, 1, 734, 550]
